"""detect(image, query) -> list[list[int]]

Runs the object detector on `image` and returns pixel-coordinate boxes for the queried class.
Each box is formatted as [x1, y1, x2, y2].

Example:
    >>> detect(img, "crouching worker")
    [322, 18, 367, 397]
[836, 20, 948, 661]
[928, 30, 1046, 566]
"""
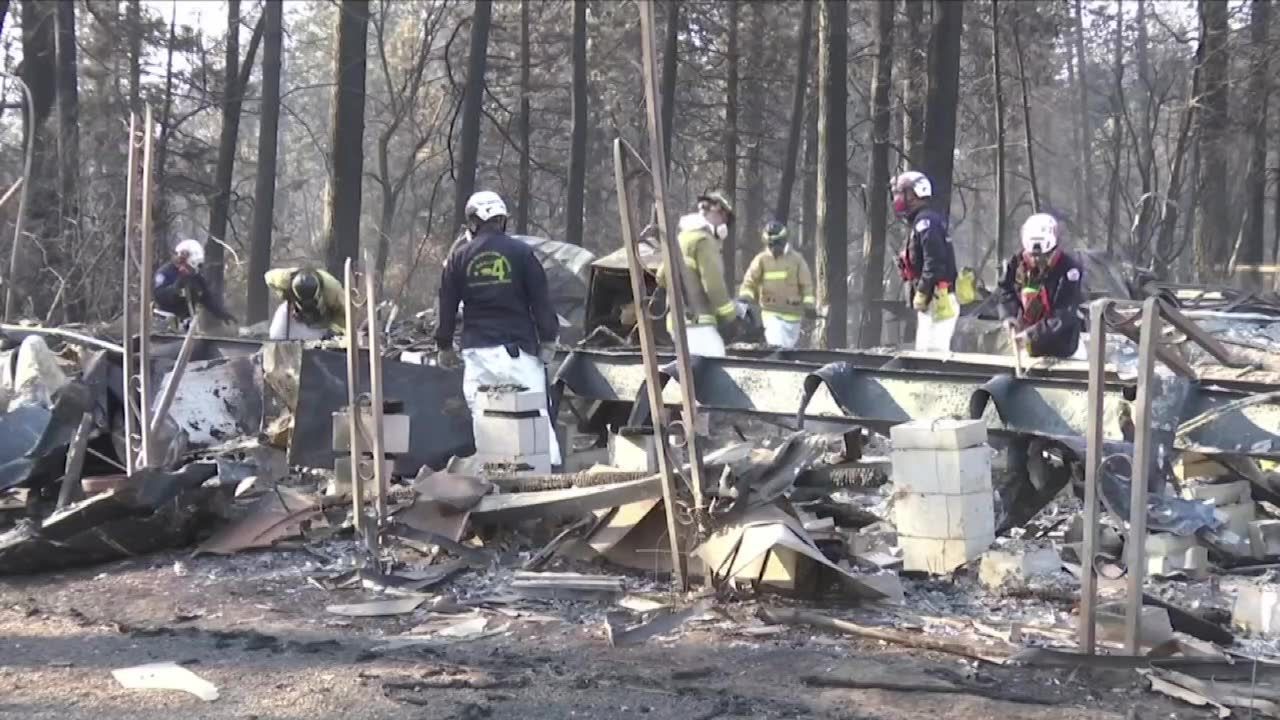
[153, 239, 237, 328]
[434, 190, 562, 466]
[264, 267, 346, 340]
[997, 213, 1084, 359]
[737, 220, 816, 349]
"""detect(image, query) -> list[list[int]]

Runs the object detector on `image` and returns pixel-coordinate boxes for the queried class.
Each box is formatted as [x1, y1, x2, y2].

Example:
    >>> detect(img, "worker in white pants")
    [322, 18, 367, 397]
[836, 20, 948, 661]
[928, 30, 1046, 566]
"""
[891, 171, 959, 353]
[737, 220, 816, 349]
[658, 192, 739, 358]
[435, 191, 563, 466]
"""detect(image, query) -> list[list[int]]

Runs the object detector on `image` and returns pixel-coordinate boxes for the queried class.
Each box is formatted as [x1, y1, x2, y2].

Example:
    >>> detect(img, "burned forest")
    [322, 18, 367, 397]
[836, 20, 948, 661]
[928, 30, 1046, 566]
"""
[2, 1, 1280, 719]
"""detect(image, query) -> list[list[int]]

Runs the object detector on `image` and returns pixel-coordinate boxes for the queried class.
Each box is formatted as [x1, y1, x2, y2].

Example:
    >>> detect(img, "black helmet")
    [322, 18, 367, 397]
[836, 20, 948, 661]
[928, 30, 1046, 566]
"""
[291, 270, 322, 313]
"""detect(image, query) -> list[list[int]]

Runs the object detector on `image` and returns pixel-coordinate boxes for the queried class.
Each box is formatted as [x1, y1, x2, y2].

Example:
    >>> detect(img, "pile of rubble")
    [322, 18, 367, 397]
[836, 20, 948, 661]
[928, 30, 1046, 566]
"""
[2, 324, 1280, 716]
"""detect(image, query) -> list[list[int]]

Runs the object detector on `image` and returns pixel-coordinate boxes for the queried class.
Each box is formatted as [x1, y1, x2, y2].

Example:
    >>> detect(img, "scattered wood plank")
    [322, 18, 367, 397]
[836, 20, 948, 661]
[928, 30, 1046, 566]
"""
[758, 607, 1011, 664]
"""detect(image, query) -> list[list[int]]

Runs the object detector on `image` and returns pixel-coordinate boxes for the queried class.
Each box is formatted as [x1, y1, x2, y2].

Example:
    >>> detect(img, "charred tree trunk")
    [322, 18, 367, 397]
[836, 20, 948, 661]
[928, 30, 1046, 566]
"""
[452, 0, 492, 232]
[1104, 3, 1124, 255]
[660, 0, 679, 172]
[1011, 10, 1039, 212]
[902, 0, 927, 170]
[801, 95, 818, 266]
[324, 0, 370, 274]
[127, 0, 141, 114]
[722, 0, 739, 283]
[1155, 37, 1204, 276]
[206, 4, 266, 291]
[18, 0, 56, 317]
[566, 0, 587, 246]
[740, 4, 766, 279]
[992, 0, 1007, 267]
[774, 0, 813, 223]
[859, 0, 894, 347]
[1242, 0, 1269, 275]
[922, 0, 962, 214]
[246, 0, 283, 323]
[1194, 0, 1229, 280]
[1072, 0, 1093, 245]
[54, 0, 78, 223]
[816, 0, 848, 349]
[516, 0, 532, 234]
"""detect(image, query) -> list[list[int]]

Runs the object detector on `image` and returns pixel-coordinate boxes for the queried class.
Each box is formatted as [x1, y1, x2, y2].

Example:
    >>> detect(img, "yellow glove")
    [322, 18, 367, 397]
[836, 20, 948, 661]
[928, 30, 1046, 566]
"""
[912, 291, 929, 313]
[931, 288, 957, 321]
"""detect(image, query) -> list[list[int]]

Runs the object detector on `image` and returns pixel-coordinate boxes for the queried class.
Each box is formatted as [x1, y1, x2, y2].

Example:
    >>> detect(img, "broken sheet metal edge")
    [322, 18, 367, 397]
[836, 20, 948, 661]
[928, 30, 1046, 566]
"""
[113, 661, 219, 702]
[554, 351, 1280, 458]
[468, 474, 662, 523]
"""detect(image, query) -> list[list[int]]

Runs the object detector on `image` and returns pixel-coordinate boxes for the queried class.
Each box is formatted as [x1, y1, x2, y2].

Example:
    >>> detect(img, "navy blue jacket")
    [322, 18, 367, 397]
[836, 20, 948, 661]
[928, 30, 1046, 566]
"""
[435, 230, 558, 356]
[997, 249, 1084, 358]
[153, 262, 234, 322]
[903, 207, 958, 302]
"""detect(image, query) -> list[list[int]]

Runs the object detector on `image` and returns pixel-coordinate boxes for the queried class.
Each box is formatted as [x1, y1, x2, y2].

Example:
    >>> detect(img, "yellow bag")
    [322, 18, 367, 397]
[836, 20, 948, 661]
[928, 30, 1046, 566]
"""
[956, 269, 978, 305]
[931, 288, 957, 321]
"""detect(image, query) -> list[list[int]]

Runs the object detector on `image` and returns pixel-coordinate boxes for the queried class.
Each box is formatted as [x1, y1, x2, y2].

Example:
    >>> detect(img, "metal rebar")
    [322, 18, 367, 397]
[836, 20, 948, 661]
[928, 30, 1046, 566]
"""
[613, 137, 689, 590]
[1125, 296, 1161, 655]
[344, 258, 365, 533]
[637, 0, 710, 531]
[1079, 298, 1111, 655]
[138, 107, 157, 468]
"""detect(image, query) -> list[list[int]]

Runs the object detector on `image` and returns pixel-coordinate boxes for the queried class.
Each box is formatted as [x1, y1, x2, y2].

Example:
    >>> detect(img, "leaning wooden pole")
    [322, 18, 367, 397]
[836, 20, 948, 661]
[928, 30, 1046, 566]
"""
[138, 107, 157, 467]
[122, 112, 140, 475]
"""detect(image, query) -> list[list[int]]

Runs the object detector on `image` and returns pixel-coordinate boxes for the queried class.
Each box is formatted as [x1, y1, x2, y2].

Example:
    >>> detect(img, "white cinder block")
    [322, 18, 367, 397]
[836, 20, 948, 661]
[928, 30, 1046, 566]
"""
[891, 446, 993, 495]
[331, 411, 411, 455]
[1214, 502, 1257, 539]
[893, 491, 994, 541]
[900, 535, 992, 574]
[1146, 532, 1197, 557]
[1249, 520, 1280, 558]
[477, 388, 545, 413]
[608, 432, 657, 473]
[1189, 480, 1252, 506]
[979, 547, 1061, 590]
[1233, 584, 1280, 636]
[473, 414, 549, 457]
[890, 418, 988, 451]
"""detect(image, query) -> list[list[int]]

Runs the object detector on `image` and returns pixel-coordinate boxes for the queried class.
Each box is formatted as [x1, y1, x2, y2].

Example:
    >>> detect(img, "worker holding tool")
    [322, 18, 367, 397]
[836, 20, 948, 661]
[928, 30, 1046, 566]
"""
[736, 219, 816, 349]
[153, 239, 237, 328]
[893, 171, 958, 352]
[435, 190, 562, 466]
[264, 267, 346, 340]
[656, 191, 738, 357]
[997, 213, 1084, 359]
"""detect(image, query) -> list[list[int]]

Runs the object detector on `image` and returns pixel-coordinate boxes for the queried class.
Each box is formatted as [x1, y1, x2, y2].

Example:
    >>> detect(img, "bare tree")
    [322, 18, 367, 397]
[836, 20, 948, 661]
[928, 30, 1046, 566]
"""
[1194, 0, 1229, 279]
[1072, 0, 1093, 244]
[54, 0, 78, 220]
[1011, 9, 1039, 212]
[902, 0, 927, 170]
[860, 0, 894, 347]
[566, 0, 587, 246]
[774, 0, 814, 223]
[816, 0, 848, 349]
[206, 2, 266, 290]
[1104, 3, 1124, 254]
[801, 94, 818, 265]
[740, 4, 766, 274]
[721, 0, 738, 280]
[246, 0, 284, 322]
[324, 0, 370, 274]
[660, 0, 679, 171]
[992, 0, 1007, 264]
[922, 0, 962, 213]
[1241, 0, 1270, 275]
[516, 0, 532, 234]
[452, 0, 492, 231]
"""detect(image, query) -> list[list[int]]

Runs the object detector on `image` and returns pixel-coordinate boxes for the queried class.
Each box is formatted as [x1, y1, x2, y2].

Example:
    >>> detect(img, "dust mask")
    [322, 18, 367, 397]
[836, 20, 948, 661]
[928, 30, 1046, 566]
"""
[893, 197, 909, 218]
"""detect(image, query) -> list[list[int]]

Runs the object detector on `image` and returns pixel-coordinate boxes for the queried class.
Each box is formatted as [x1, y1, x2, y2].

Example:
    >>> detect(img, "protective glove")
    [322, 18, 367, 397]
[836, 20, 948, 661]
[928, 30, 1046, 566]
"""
[734, 299, 752, 320]
[803, 306, 819, 321]
[912, 291, 930, 313]
[437, 348, 461, 369]
[538, 342, 556, 364]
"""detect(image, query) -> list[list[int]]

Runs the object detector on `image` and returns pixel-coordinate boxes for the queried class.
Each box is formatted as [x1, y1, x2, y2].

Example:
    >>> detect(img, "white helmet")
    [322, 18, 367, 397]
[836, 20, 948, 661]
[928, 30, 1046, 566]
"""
[175, 239, 206, 268]
[892, 171, 933, 199]
[1020, 213, 1059, 255]
[464, 191, 509, 223]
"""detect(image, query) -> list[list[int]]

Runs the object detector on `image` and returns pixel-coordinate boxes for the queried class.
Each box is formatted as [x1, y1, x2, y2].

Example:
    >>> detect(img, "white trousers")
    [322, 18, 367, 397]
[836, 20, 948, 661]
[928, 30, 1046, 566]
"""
[762, 313, 802, 349]
[914, 294, 959, 352]
[461, 346, 562, 466]
[685, 325, 726, 357]
[269, 303, 328, 341]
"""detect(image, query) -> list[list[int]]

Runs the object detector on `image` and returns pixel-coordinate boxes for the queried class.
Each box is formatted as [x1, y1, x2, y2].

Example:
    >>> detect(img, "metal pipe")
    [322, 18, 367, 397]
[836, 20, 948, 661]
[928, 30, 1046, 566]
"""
[149, 316, 199, 437]
[343, 258, 365, 534]
[1079, 299, 1111, 655]
[122, 112, 139, 475]
[0, 324, 125, 354]
[138, 107, 157, 467]
[57, 413, 94, 510]
[2, 73, 34, 322]
[637, 0, 710, 527]
[1124, 297, 1161, 655]
[364, 248, 388, 524]
[613, 137, 689, 590]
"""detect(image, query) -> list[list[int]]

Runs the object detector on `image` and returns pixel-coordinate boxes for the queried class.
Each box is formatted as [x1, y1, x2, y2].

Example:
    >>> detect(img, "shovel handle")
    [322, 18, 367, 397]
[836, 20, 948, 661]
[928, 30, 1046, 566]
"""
[1009, 327, 1024, 377]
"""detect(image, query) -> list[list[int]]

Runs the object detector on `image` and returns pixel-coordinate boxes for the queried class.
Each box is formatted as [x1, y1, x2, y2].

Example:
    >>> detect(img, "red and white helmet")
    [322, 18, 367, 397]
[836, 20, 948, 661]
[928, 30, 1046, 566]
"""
[175, 239, 206, 268]
[1020, 213, 1059, 255]
[892, 171, 933, 199]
